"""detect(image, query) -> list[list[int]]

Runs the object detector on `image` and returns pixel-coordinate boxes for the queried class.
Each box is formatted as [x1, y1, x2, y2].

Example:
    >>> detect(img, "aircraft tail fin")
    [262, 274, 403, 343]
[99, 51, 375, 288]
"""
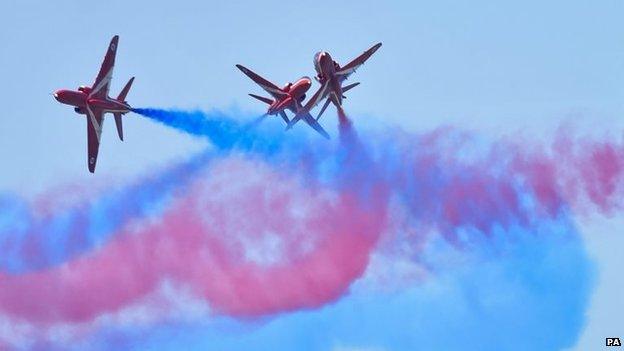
[342, 82, 360, 93]
[117, 77, 134, 102]
[249, 93, 273, 105]
[316, 98, 331, 121]
[330, 92, 342, 108]
[315, 83, 359, 121]
[114, 113, 124, 141]
[111, 76, 133, 141]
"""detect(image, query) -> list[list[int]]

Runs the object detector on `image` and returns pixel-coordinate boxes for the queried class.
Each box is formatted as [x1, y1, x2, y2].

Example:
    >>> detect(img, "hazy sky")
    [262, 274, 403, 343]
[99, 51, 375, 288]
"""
[0, 1, 622, 349]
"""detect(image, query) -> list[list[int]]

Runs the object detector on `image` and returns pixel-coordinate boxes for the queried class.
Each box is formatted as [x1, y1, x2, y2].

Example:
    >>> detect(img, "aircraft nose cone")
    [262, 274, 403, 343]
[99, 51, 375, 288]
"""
[53, 90, 61, 100]
[302, 80, 312, 91]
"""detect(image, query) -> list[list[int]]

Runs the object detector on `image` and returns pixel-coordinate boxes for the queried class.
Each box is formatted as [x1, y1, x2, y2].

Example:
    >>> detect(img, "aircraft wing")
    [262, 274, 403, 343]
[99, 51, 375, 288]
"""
[300, 112, 330, 139]
[236, 64, 287, 100]
[335, 42, 382, 78]
[317, 82, 359, 121]
[89, 35, 119, 99]
[302, 82, 330, 114]
[287, 81, 330, 128]
[86, 107, 104, 173]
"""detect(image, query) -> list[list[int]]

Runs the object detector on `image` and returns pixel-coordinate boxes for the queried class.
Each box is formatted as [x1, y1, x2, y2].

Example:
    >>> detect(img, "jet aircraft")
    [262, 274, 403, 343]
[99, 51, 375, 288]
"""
[53, 35, 134, 173]
[236, 64, 330, 139]
[287, 42, 381, 129]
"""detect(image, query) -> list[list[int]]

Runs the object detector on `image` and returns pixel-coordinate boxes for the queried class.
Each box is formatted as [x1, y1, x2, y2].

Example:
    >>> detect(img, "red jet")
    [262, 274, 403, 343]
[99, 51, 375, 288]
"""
[288, 42, 382, 128]
[236, 64, 330, 139]
[53, 35, 134, 173]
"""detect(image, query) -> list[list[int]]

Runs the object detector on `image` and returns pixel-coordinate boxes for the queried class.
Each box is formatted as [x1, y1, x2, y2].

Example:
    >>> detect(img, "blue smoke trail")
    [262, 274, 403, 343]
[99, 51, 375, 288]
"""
[0, 107, 598, 350]
[132, 108, 284, 152]
[132, 108, 571, 245]
[75, 214, 594, 351]
[0, 151, 213, 273]
[132, 108, 372, 192]
[0, 107, 363, 274]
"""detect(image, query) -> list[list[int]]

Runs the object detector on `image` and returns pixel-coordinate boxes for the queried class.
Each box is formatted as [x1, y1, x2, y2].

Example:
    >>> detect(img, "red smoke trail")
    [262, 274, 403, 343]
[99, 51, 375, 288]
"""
[0, 158, 387, 324]
[367, 127, 624, 249]
[337, 105, 352, 130]
[556, 133, 624, 213]
[511, 131, 624, 216]
[0, 114, 622, 328]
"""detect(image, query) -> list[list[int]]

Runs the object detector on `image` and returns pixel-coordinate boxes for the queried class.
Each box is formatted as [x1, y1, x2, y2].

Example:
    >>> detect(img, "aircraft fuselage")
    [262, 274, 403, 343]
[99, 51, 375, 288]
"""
[53, 88, 131, 115]
[268, 77, 311, 115]
[314, 51, 344, 105]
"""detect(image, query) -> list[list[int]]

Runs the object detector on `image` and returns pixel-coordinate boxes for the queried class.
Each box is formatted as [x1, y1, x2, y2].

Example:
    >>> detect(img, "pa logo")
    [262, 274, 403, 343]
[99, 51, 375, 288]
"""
[607, 337, 622, 347]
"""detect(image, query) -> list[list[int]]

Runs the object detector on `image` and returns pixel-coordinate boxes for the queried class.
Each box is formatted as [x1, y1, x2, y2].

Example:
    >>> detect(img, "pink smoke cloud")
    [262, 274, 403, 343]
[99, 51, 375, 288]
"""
[1, 123, 622, 331]
[0, 157, 387, 325]
[353, 126, 624, 256]
[514, 130, 624, 215]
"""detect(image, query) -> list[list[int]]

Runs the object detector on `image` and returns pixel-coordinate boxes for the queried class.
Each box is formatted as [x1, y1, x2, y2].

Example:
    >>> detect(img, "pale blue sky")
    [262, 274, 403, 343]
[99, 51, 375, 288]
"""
[0, 1, 622, 349]
[1, 0, 623, 186]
